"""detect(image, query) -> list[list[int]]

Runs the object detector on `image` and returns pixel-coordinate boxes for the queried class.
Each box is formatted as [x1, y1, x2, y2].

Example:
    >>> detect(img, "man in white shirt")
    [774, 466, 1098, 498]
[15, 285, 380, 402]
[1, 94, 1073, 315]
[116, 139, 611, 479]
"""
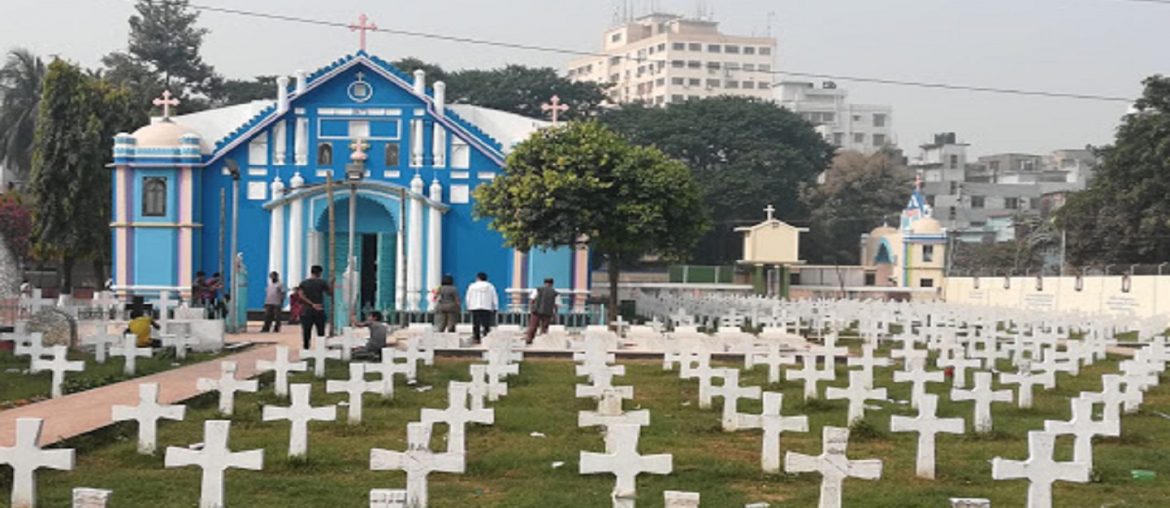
[465, 272, 499, 343]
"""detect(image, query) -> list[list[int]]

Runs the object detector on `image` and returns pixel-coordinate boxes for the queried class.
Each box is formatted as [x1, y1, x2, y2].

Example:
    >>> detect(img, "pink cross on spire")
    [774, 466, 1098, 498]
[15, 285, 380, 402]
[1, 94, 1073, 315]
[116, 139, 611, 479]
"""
[541, 95, 570, 125]
[152, 90, 180, 120]
[350, 13, 377, 51]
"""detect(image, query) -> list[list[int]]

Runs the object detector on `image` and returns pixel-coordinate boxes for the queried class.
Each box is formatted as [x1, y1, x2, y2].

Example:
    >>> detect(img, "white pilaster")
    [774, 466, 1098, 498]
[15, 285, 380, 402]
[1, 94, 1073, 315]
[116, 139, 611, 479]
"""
[276, 76, 290, 114]
[410, 119, 424, 167]
[294, 118, 308, 166]
[273, 121, 287, 165]
[432, 125, 446, 168]
[407, 174, 425, 311]
[426, 180, 443, 310]
[395, 218, 405, 312]
[287, 172, 305, 285]
[268, 177, 286, 281]
[295, 70, 307, 95]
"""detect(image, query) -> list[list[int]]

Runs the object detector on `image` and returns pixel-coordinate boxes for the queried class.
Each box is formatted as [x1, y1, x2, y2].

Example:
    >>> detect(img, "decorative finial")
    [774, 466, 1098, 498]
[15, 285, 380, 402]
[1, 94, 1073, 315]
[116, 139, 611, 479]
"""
[349, 14, 377, 51]
[541, 95, 570, 125]
[349, 138, 370, 164]
[764, 204, 776, 222]
[153, 90, 180, 121]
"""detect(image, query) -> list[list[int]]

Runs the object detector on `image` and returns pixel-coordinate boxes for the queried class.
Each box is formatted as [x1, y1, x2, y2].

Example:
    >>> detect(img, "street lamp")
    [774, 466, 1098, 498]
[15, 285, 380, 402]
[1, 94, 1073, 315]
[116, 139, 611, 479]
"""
[344, 139, 369, 322]
[225, 159, 241, 332]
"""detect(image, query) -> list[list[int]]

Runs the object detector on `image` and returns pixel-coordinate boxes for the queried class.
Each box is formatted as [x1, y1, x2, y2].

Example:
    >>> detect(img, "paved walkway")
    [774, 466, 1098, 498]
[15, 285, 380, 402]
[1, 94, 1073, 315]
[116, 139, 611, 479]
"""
[0, 324, 302, 446]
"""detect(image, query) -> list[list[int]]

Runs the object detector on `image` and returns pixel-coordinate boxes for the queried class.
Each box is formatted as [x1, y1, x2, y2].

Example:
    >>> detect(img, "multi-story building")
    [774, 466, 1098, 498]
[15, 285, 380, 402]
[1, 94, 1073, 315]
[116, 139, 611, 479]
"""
[565, 13, 777, 106]
[909, 133, 1095, 243]
[775, 81, 896, 154]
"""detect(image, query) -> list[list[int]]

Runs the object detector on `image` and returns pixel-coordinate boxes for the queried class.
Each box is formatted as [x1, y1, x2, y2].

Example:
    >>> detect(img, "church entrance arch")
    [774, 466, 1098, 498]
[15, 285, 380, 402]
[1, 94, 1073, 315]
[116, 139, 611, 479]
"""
[311, 192, 400, 316]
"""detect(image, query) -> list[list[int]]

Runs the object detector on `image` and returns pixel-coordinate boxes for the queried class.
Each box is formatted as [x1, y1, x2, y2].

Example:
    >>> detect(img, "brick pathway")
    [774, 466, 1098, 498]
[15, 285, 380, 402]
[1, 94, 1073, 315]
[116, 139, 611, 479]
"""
[0, 325, 302, 446]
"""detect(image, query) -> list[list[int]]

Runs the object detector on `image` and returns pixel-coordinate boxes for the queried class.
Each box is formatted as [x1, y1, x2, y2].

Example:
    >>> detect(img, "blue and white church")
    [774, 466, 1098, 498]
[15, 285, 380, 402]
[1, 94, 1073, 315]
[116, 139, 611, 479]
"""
[110, 49, 591, 322]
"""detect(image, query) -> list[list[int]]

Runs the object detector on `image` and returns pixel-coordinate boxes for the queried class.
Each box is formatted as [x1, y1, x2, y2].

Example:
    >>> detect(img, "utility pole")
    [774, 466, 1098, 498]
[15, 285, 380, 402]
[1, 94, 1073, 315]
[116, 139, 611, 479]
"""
[218, 189, 226, 281]
[226, 159, 241, 332]
[326, 172, 336, 337]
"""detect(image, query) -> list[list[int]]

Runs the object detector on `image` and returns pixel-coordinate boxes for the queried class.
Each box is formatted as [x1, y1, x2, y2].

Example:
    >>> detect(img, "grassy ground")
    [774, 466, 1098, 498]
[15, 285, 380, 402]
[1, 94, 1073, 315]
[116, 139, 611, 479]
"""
[0, 348, 226, 407]
[7, 343, 1170, 507]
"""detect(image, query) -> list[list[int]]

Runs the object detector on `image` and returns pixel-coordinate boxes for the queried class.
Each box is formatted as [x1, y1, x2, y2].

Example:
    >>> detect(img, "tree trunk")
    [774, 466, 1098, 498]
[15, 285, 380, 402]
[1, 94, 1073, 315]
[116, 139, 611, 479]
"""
[92, 258, 105, 290]
[606, 253, 621, 327]
[61, 256, 74, 295]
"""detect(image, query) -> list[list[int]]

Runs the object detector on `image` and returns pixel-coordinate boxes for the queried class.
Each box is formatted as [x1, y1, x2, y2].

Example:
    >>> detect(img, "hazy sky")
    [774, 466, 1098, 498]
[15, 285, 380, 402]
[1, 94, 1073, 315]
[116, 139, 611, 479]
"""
[1, 0, 1162, 157]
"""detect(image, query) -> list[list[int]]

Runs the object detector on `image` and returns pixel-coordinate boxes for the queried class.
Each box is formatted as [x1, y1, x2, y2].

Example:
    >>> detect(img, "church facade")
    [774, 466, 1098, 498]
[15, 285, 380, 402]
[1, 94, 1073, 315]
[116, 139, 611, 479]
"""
[110, 51, 589, 317]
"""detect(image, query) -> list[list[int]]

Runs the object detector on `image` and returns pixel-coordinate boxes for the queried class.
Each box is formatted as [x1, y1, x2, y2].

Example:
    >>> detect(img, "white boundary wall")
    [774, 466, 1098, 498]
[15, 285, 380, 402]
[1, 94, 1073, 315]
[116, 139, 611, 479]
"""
[945, 275, 1170, 319]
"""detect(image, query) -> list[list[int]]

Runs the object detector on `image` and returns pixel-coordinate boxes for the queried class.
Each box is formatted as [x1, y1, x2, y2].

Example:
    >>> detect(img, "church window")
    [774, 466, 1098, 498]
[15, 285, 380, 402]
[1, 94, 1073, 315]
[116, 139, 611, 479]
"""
[348, 120, 370, 139]
[249, 137, 268, 165]
[385, 143, 400, 166]
[864, 273, 876, 286]
[142, 177, 167, 217]
[317, 143, 333, 165]
[923, 245, 935, 263]
[451, 138, 471, 169]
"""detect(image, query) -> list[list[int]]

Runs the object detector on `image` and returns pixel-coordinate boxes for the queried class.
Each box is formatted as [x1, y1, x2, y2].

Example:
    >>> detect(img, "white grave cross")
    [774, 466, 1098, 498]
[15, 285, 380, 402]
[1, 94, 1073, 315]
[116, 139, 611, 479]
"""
[1043, 396, 1119, 466]
[991, 431, 1089, 508]
[889, 393, 963, 479]
[111, 383, 186, 454]
[784, 426, 882, 508]
[370, 422, 465, 508]
[164, 420, 264, 508]
[951, 371, 1013, 433]
[738, 392, 808, 473]
[31, 345, 84, 399]
[262, 383, 336, 458]
[420, 383, 494, 455]
[0, 418, 75, 508]
[255, 346, 308, 398]
[709, 368, 762, 431]
[846, 345, 891, 390]
[786, 353, 836, 400]
[579, 423, 673, 501]
[999, 366, 1054, 409]
[196, 361, 259, 416]
[893, 358, 944, 409]
[825, 370, 887, 425]
[109, 333, 152, 376]
[326, 363, 380, 424]
[300, 334, 341, 378]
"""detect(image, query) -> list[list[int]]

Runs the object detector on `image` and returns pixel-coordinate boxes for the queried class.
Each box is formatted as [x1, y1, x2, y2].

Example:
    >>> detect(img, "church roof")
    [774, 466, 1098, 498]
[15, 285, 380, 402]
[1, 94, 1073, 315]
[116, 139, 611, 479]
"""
[131, 120, 199, 148]
[170, 101, 275, 154]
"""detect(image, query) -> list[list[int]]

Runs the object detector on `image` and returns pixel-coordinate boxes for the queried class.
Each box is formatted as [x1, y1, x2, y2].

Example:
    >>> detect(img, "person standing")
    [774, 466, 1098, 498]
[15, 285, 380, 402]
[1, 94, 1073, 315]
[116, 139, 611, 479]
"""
[261, 271, 286, 333]
[295, 265, 332, 349]
[465, 272, 498, 343]
[433, 274, 461, 333]
[525, 278, 558, 343]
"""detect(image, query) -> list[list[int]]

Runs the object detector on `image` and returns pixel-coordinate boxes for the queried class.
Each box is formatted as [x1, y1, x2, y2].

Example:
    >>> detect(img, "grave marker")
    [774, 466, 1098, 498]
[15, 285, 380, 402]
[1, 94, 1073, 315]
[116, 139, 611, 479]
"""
[991, 431, 1088, 508]
[1043, 396, 1119, 466]
[420, 383, 494, 454]
[370, 422, 465, 508]
[580, 423, 673, 503]
[889, 394, 963, 479]
[738, 392, 808, 473]
[786, 353, 836, 400]
[326, 363, 380, 424]
[164, 420, 264, 508]
[255, 346, 308, 398]
[709, 369, 762, 431]
[111, 383, 186, 454]
[951, 371, 1013, 433]
[825, 370, 887, 425]
[784, 426, 882, 508]
[196, 361, 259, 416]
[300, 334, 341, 378]
[31, 345, 84, 398]
[109, 333, 152, 376]
[262, 383, 336, 458]
[0, 418, 75, 508]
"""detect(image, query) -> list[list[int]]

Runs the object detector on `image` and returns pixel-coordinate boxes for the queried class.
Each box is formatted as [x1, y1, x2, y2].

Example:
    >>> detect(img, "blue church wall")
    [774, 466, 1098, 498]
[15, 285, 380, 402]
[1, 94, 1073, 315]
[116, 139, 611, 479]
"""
[527, 247, 573, 294]
[133, 228, 177, 286]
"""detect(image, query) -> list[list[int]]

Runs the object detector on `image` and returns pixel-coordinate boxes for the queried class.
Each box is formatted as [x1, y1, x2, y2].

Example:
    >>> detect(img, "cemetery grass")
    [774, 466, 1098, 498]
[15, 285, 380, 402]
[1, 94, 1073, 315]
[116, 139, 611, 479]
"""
[0, 349, 227, 407]
[12, 346, 1170, 507]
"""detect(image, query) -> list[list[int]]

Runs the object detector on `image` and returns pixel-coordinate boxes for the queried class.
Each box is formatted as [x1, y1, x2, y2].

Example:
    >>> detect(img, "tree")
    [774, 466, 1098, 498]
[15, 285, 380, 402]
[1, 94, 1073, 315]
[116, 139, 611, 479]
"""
[474, 122, 708, 321]
[950, 214, 1058, 275]
[1055, 75, 1170, 266]
[0, 192, 32, 263]
[103, 0, 218, 111]
[446, 65, 609, 121]
[800, 149, 912, 264]
[0, 48, 45, 182]
[391, 57, 450, 84]
[213, 75, 278, 106]
[604, 97, 835, 264]
[28, 60, 144, 293]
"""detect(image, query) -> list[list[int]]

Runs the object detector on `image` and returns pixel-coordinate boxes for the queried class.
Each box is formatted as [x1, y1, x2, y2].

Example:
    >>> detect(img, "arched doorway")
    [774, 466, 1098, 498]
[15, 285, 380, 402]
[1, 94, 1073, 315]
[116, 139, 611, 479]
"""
[313, 193, 399, 315]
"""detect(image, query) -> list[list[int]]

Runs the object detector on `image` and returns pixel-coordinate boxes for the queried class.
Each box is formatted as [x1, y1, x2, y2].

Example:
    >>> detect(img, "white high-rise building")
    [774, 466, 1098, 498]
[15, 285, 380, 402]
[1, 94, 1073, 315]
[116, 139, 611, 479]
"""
[775, 81, 896, 154]
[566, 13, 777, 106]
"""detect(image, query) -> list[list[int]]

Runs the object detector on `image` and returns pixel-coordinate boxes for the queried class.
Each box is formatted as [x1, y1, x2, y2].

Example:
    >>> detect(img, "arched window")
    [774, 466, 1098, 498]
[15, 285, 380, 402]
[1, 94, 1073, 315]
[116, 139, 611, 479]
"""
[317, 143, 333, 165]
[385, 143, 400, 166]
[142, 177, 167, 217]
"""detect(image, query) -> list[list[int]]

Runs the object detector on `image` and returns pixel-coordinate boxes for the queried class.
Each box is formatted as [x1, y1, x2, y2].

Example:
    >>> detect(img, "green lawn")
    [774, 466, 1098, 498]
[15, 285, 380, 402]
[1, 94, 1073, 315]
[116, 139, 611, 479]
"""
[9, 344, 1170, 507]
[0, 348, 227, 407]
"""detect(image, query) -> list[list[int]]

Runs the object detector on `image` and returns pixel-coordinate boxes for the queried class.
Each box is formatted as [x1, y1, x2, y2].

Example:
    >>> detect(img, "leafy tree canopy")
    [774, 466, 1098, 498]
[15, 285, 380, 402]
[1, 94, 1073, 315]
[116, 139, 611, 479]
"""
[0, 48, 45, 180]
[603, 96, 835, 264]
[474, 121, 707, 318]
[800, 149, 912, 264]
[1055, 75, 1170, 265]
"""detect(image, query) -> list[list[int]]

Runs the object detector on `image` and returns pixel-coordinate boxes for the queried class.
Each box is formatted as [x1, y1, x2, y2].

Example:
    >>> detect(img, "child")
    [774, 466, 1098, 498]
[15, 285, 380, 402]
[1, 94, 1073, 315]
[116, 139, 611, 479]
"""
[125, 309, 161, 348]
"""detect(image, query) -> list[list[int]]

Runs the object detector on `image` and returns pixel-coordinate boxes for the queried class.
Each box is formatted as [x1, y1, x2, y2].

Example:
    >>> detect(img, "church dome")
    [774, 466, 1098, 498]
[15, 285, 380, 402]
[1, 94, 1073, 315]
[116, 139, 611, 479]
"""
[869, 225, 897, 238]
[132, 120, 198, 147]
[910, 217, 943, 234]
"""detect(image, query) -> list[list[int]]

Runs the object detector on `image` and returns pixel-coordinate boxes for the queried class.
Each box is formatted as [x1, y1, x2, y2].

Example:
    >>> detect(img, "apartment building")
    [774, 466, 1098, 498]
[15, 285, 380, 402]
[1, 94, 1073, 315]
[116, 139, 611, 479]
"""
[775, 81, 896, 154]
[566, 13, 777, 105]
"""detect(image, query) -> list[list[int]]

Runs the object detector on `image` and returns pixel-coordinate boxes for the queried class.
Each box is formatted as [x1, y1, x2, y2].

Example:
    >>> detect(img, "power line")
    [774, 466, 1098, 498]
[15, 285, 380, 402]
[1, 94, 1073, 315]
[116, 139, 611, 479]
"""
[138, 1, 1136, 104]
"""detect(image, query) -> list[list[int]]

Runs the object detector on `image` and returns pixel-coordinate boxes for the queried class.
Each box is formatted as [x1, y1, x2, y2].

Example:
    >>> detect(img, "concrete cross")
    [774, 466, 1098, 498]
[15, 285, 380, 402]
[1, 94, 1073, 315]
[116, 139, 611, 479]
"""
[255, 346, 308, 398]
[12, 332, 47, 360]
[540, 95, 570, 125]
[579, 389, 651, 429]
[109, 333, 152, 376]
[576, 367, 634, 401]
[763, 204, 776, 221]
[420, 383, 494, 455]
[686, 353, 725, 409]
[300, 333, 341, 378]
[991, 431, 1089, 508]
[784, 426, 882, 508]
[786, 353, 836, 400]
[889, 393, 964, 479]
[470, 363, 508, 402]
[400, 336, 436, 382]
[262, 383, 336, 458]
[893, 357, 944, 409]
[349, 13, 378, 51]
[999, 366, 1054, 409]
[31, 345, 84, 399]
[1080, 374, 1125, 424]
[152, 90, 180, 119]
[151, 292, 179, 327]
[111, 383, 186, 455]
[662, 340, 695, 371]
[579, 423, 673, 501]
[370, 422, 465, 508]
[678, 347, 711, 380]
[846, 345, 891, 390]
[575, 359, 625, 384]
[0, 417, 75, 508]
[936, 349, 982, 389]
[710, 368, 762, 431]
[826, 370, 887, 425]
[196, 361, 259, 416]
[451, 380, 487, 414]
[159, 330, 199, 361]
[326, 363, 380, 424]
[752, 342, 797, 384]
[366, 347, 409, 399]
[812, 331, 850, 359]
[891, 336, 928, 371]
[326, 331, 365, 362]
[484, 355, 520, 385]
[1119, 358, 1159, 391]
[1044, 396, 1119, 466]
[737, 392, 808, 473]
[164, 420, 264, 508]
[82, 329, 119, 364]
[951, 371, 1013, 433]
